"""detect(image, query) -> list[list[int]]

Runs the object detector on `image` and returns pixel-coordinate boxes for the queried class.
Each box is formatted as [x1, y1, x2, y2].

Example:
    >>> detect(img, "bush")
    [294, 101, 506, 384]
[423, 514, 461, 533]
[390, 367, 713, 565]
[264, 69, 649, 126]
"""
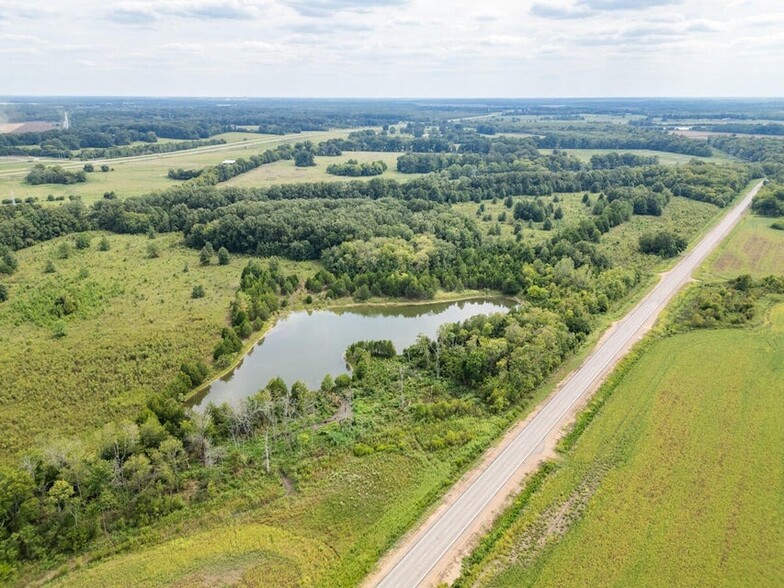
[639, 230, 687, 257]
[44, 260, 56, 273]
[83, 163, 94, 172]
[200, 242, 214, 265]
[191, 284, 205, 299]
[0, 246, 17, 275]
[147, 242, 161, 258]
[218, 247, 230, 265]
[771, 221, 784, 231]
[25, 164, 86, 185]
[0, 283, 7, 302]
[74, 233, 91, 250]
[98, 237, 111, 251]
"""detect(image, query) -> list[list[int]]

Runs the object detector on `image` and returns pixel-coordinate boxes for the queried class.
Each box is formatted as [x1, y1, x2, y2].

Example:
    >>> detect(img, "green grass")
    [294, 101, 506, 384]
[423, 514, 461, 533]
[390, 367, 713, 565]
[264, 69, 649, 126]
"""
[224, 151, 417, 188]
[703, 214, 784, 279]
[0, 232, 317, 460]
[470, 303, 784, 588]
[539, 148, 735, 165]
[0, 130, 351, 204]
[452, 193, 722, 270]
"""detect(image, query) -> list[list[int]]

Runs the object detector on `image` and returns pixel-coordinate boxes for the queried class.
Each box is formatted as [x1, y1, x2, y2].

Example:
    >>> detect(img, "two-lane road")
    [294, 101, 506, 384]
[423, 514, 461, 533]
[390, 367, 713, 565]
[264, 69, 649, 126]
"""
[372, 180, 764, 588]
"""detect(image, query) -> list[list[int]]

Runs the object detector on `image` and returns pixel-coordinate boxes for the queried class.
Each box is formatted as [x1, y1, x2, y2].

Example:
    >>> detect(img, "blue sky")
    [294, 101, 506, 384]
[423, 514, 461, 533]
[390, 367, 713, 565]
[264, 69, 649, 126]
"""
[0, 0, 781, 96]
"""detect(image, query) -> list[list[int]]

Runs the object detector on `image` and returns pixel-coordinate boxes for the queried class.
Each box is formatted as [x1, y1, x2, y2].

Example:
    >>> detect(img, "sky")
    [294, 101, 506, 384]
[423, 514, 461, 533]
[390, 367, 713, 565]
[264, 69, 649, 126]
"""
[0, 0, 782, 97]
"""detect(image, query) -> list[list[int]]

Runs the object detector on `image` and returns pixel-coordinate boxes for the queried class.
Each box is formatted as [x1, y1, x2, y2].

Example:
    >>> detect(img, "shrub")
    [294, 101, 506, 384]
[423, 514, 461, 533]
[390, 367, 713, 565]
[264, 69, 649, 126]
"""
[98, 237, 110, 251]
[218, 247, 230, 265]
[74, 233, 91, 250]
[0, 283, 7, 302]
[191, 284, 205, 299]
[639, 230, 687, 257]
[147, 242, 161, 258]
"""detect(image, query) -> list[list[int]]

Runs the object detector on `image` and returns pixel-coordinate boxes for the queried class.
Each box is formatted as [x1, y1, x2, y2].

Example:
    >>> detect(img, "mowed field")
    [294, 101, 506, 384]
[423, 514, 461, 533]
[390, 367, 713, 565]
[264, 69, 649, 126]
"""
[0, 232, 318, 460]
[224, 151, 415, 187]
[704, 214, 784, 279]
[0, 130, 352, 204]
[469, 303, 784, 588]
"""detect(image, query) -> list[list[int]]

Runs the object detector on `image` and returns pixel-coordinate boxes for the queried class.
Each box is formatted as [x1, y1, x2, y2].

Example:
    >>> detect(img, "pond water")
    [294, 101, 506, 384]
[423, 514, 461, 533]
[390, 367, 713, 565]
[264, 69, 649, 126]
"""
[190, 298, 513, 410]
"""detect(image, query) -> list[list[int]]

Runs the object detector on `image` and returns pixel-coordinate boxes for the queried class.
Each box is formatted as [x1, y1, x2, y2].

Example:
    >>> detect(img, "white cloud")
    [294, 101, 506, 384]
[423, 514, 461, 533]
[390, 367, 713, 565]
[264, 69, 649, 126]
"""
[0, 0, 780, 96]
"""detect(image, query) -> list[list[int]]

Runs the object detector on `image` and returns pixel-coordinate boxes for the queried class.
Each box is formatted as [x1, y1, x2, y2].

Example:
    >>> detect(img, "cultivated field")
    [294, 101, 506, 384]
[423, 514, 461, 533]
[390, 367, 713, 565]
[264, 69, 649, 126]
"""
[468, 303, 784, 588]
[704, 214, 784, 279]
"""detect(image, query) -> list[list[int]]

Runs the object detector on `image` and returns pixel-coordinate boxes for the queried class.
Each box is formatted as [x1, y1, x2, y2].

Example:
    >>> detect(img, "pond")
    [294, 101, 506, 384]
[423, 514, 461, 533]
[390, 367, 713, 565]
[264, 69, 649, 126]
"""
[189, 298, 514, 410]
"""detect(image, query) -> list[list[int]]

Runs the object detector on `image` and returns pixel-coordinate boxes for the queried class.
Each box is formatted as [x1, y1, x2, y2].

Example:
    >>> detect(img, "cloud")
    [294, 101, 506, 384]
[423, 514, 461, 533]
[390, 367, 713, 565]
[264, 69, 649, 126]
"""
[531, 0, 683, 19]
[283, 0, 408, 17]
[108, 1, 266, 24]
[578, 0, 682, 10]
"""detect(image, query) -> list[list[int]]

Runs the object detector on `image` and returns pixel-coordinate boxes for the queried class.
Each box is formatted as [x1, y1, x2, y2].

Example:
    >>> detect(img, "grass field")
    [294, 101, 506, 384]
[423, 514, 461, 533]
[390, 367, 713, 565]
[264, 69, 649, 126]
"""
[704, 214, 784, 279]
[0, 130, 351, 204]
[0, 232, 318, 460]
[469, 302, 784, 588]
[539, 148, 735, 165]
[224, 151, 417, 188]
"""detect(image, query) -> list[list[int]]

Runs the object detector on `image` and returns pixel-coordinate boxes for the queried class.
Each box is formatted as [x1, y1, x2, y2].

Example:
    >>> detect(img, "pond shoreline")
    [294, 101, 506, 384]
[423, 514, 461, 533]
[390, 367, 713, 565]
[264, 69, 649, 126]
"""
[183, 290, 517, 408]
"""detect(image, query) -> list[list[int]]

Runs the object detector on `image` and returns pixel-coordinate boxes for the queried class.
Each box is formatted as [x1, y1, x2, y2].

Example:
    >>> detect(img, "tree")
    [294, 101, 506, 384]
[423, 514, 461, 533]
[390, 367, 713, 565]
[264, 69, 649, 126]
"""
[0, 283, 7, 302]
[639, 231, 687, 258]
[294, 149, 315, 167]
[100, 164, 110, 172]
[218, 247, 230, 265]
[200, 242, 214, 265]
[83, 163, 94, 172]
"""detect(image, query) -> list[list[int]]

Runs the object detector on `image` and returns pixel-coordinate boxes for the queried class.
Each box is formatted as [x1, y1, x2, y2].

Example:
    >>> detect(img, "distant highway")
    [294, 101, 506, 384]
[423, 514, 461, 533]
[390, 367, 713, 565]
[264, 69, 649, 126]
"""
[0, 130, 339, 179]
[371, 180, 765, 588]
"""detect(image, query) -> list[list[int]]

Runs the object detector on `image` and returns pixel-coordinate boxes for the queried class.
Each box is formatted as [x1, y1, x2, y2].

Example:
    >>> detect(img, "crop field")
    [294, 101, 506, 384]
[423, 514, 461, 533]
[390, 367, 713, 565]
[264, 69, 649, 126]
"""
[0, 130, 352, 204]
[468, 302, 784, 588]
[224, 150, 416, 188]
[0, 232, 318, 460]
[704, 214, 784, 279]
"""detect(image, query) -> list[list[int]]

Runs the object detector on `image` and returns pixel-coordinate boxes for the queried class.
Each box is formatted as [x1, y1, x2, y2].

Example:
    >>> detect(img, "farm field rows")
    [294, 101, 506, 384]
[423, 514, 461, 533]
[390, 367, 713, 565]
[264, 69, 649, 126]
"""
[468, 303, 784, 588]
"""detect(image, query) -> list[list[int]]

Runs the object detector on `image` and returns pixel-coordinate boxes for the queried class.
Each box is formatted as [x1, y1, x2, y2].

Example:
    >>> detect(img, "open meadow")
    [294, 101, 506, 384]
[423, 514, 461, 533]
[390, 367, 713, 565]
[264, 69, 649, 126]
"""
[224, 151, 416, 188]
[0, 130, 352, 204]
[0, 232, 318, 460]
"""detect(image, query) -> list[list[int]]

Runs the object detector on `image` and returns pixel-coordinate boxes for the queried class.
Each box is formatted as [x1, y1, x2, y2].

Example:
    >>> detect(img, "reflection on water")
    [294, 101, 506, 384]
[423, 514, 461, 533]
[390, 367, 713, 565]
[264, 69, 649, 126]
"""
[190, 298, 513, 410]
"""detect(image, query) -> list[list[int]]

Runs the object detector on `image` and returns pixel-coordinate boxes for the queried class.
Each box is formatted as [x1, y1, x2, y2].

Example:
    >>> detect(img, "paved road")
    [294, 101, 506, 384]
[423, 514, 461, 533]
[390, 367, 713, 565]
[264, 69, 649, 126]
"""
[374, 180, 764, 588]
